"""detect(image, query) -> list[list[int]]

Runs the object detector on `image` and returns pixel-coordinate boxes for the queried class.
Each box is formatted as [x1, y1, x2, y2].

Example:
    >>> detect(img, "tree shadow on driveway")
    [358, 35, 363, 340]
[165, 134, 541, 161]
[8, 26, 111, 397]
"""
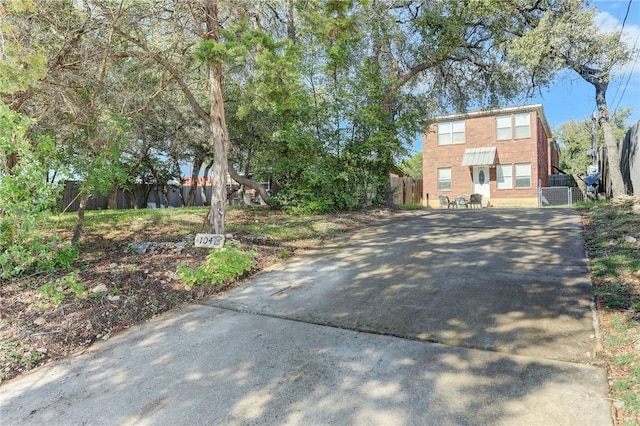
[1, 303, 609, 425]
[1, 209, 611, 425]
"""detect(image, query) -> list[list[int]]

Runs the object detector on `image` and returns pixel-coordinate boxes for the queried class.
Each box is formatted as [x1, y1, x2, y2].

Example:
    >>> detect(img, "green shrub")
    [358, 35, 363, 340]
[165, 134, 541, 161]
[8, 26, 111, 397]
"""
[177, 243, 254, 287]
[0, 240, 79, 280]
[0, 102, 70, 280]
[37, 272, 83, 305]
[54, 245, 80, 269]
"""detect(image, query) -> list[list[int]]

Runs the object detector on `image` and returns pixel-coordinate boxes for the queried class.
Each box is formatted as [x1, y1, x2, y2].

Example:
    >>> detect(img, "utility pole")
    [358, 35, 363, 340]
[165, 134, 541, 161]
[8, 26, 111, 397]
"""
[585, 113, 600, 200]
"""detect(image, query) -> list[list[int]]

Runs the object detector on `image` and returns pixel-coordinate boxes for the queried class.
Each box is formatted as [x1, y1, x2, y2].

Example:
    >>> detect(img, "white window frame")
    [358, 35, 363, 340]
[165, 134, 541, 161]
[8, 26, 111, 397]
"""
[497, 164, 513, 189]
[514, 113, 531, 138]
[515, 163, 532, 188]
[496, 115, 512, 140]
[437, 121, 465, 145]
[437, 167, 452, 191]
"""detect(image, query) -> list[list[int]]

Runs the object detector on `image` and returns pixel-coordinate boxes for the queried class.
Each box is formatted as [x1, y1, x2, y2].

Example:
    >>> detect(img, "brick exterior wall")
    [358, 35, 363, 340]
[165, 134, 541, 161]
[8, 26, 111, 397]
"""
[422, 105, 552, 208]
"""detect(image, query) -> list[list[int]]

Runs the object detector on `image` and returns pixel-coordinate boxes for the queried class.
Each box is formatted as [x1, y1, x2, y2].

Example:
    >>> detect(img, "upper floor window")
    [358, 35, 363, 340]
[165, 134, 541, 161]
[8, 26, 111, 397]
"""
[437, 121, 465, 145]
[514, 113, 531, 138]
[496, 112, 531, 140]
[496, 115, 511, 140]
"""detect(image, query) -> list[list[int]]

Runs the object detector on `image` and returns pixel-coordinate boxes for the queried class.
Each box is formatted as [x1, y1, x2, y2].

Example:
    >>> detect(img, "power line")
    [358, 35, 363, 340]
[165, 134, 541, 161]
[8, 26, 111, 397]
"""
[621, 0, 633, 30]
[608, 0, 634, 112]
[612, 35, 640, 116]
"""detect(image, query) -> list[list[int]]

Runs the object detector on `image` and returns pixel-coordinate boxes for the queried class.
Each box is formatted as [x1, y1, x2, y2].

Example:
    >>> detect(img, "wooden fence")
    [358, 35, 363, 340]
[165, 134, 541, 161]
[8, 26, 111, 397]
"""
[390, 176, 423, 205]
[60, 177, 424, 213]
[60, 181, 211, 212]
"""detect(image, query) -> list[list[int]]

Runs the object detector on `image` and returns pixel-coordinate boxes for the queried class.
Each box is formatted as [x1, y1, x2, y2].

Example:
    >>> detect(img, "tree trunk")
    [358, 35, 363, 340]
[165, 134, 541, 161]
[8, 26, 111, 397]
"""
[149, 164, 169, 208]
[187, 155, 203, 206]
[573, 174, 588, 198]
[108, 190, 117, 209]
[161, 184, 170, 208]
[71, 195, 89, 246]
[595, 82, 626, 198]
[228, 164, 270, 204]
[154, 183, 162, 207]
[205, 1, 229, 235]
[178, 183, 187, 206]
[125, 189, 138, 209]
[173, 159, 187, 206]
[285, 0, 296, 42]
[201, 161, 212, 206]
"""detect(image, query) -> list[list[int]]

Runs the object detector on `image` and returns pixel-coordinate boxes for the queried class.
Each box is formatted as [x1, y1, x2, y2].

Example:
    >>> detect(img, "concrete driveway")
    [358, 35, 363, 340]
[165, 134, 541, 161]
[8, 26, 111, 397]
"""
[1, 209, 611, 425]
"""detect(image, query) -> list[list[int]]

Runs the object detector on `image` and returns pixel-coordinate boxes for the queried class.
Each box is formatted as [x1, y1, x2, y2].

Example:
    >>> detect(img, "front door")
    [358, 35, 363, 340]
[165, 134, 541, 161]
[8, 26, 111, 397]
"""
[473, 166, 490, 202]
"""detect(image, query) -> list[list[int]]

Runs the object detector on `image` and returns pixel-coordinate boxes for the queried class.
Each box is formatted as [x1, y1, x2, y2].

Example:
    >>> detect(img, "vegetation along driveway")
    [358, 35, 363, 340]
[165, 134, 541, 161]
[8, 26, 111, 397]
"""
[2, 209, 611, 425]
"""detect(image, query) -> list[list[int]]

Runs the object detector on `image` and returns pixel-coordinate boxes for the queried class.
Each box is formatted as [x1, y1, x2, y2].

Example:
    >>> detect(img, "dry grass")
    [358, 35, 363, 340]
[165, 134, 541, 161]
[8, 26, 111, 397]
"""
[581, 196, 640, 425]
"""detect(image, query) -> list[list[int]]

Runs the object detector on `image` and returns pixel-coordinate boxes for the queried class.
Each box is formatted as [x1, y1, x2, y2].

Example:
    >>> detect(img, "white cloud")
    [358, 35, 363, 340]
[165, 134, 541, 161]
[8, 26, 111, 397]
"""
[594, 10, 622, 31]
[593, 10, 640, 78]
[590, 7, 640, 119]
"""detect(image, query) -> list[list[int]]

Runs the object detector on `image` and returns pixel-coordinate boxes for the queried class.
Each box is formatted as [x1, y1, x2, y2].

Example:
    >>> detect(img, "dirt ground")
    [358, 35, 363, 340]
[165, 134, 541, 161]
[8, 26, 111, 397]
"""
[0, 208, 390, 383]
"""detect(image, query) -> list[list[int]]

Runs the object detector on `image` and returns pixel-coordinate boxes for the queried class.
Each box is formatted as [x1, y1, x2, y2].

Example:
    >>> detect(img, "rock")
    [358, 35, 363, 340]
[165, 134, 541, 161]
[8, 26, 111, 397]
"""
[106, 295, 121, 302]
[36, 347, 47, 354]
[624, 235, 637, 244]
[109, 263, 118, 269]
[90, 284, 108, 294]
[33, 317, 46, 326]
[129, 242, 150, 254]
[613, 400, 625, 410]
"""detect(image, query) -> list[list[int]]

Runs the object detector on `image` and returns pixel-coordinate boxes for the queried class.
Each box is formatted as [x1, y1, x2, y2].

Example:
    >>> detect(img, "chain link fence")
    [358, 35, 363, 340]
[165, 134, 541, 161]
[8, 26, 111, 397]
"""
[539, 186, 584, 207]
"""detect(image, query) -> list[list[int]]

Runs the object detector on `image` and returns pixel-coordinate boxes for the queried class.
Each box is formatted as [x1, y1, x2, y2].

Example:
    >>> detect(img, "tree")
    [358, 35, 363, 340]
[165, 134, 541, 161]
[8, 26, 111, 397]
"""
[9, 0, 625, 237]
[109, 0, 277, 232]
[0, 102, 72, 279]
[557, 120, 592, 176]
[0, 0, 47, 95]
[401, 152, 423, 180]
[510, 1, 634, 198]
[556, 107, 631, 190]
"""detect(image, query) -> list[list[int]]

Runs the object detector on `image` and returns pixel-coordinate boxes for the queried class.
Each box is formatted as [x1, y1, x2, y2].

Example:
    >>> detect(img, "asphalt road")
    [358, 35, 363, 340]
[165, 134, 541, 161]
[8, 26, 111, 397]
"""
[1, 209, 612, 425]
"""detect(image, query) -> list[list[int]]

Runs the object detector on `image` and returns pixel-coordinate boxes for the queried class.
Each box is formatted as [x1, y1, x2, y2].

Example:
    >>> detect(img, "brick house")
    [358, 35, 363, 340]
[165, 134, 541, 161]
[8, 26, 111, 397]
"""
[422, 104, 558, 208]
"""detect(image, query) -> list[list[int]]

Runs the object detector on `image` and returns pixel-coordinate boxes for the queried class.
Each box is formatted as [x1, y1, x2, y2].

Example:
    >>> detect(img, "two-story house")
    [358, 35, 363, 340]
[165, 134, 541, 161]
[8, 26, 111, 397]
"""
[422, 104, 558, 208]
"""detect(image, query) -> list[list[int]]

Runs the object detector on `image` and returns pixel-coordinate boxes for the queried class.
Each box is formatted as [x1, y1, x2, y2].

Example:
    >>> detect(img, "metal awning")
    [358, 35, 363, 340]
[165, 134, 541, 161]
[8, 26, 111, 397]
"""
[461, 147, 497, 166]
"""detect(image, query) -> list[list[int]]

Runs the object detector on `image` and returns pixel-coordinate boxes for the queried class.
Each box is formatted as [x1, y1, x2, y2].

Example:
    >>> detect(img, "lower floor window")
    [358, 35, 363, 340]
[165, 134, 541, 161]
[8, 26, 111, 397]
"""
[438, 167, 452, 191]
[497, 164, 513, 189]
[515, 163, 532, 188]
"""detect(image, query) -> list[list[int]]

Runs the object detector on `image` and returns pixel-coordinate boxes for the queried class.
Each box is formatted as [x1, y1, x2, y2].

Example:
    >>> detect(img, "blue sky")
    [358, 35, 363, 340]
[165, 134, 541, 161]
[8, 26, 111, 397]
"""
[534, 0, 640, 127]
[411, 0, 640, 154]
